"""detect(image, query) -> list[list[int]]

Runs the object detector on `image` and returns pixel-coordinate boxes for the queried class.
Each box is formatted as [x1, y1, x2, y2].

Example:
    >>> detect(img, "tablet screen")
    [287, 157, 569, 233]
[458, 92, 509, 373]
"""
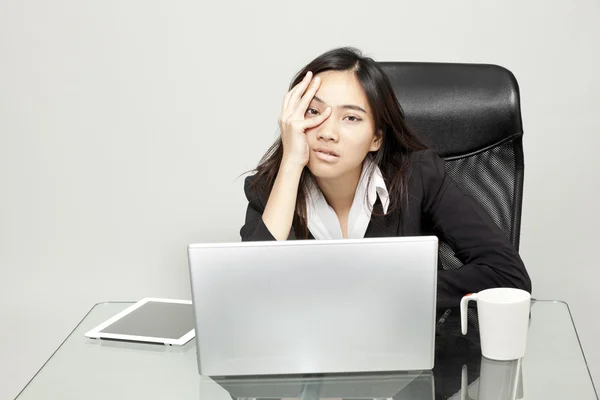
[99, 300, 194, 340]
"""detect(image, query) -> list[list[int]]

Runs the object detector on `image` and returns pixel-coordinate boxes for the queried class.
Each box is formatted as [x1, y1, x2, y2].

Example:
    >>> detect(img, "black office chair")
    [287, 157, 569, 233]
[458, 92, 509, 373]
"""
[380, 62, 525, 326]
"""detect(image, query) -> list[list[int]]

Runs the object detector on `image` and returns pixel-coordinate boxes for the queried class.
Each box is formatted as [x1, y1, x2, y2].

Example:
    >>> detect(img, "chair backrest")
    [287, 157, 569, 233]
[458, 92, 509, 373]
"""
[379, 62, 525, 272]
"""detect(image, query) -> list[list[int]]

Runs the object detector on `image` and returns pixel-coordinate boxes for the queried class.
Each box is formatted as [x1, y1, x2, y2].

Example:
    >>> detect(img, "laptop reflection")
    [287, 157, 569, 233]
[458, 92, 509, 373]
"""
[208, 370, 434, 400]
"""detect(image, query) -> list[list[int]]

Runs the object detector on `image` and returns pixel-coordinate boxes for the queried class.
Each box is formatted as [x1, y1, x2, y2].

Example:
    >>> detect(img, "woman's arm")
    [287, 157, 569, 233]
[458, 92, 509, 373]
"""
[241, 72, 331, 241]
[417, 149, 532, 309]
[240, 175, 275, 241]
[243, 163, 304, 241]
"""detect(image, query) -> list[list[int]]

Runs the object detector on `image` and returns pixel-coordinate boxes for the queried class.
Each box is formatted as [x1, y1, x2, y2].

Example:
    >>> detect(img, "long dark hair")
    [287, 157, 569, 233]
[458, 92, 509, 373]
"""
[251, 47, 427, 238]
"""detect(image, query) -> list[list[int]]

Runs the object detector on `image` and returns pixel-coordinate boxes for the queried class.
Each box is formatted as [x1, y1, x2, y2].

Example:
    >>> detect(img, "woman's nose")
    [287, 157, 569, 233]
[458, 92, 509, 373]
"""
[317, 118, 338, 142]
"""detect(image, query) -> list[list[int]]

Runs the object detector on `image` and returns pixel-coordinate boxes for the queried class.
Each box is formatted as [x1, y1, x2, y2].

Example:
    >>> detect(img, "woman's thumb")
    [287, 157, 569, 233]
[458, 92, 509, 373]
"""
[305, 107, 331, 128]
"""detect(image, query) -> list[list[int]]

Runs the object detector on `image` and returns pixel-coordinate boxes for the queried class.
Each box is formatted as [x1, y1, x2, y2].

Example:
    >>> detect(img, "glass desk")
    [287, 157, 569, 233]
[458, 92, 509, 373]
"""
[14, 300, 598, 399]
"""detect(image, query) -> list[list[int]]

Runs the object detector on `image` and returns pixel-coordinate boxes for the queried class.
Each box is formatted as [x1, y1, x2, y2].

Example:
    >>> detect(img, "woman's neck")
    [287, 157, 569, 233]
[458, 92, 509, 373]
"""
[315, 166, 362, 215]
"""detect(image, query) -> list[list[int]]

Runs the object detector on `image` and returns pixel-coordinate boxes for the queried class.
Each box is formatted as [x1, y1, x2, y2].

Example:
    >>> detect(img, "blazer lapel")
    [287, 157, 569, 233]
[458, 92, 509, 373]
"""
[364, 198, 400, 238]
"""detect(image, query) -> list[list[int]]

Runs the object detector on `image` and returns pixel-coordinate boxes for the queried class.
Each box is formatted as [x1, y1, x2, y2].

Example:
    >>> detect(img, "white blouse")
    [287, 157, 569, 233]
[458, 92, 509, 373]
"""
[306, 160, 390, 240]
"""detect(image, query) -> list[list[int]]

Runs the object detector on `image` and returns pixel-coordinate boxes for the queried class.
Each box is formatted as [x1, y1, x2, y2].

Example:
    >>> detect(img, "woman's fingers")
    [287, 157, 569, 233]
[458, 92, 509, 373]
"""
[281, 72, 311, 118]
[284, 71, 313, 115]
[300, 106, 331, 129]
[294, 76, 322, 119]
[282, 87, 296, 115]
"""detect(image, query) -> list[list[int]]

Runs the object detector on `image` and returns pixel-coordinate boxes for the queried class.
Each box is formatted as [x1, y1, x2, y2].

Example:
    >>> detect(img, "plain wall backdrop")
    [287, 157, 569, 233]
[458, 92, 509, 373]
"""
[1, 0, 599, 398]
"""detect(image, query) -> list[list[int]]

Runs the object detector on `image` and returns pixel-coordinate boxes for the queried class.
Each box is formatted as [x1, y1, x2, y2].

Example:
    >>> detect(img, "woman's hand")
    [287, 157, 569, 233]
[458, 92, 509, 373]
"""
[278, 71, 332, 169]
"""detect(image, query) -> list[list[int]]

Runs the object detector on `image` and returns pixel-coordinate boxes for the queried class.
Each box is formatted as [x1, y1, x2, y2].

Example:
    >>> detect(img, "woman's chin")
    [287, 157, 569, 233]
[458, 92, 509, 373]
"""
[307, 163, 344, 180]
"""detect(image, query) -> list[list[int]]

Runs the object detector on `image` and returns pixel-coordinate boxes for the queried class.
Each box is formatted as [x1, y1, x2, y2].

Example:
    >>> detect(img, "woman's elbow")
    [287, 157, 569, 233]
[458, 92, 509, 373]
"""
[506, 259, 532, 294]
[518, 268, 532, 294]
[489, 258, 532, 294]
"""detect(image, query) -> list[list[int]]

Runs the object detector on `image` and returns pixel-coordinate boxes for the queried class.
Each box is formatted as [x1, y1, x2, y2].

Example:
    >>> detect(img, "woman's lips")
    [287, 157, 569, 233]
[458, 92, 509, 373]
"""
[313, 149, 340, 163]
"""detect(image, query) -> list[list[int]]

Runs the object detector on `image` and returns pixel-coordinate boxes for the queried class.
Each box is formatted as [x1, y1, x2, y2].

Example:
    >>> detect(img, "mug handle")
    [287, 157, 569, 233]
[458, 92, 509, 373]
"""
[460, 293, 477, 335]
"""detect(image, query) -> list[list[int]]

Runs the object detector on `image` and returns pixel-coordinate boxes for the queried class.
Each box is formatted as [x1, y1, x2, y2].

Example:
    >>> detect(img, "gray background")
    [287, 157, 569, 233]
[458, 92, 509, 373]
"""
[1, 0, 598, 398]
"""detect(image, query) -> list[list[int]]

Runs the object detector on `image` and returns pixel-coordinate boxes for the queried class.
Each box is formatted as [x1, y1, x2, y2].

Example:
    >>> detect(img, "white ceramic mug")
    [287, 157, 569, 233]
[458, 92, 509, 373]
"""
[460, 288, 531, 361]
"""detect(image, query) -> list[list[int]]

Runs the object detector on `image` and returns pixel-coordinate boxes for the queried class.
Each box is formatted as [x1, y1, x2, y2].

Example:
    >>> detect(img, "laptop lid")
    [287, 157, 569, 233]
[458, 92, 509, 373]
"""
[188, 236, 438, 376]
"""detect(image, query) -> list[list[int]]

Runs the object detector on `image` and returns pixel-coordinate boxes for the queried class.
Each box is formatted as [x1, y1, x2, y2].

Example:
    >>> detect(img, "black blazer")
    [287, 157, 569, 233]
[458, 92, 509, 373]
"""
[240, 149, 532, 310]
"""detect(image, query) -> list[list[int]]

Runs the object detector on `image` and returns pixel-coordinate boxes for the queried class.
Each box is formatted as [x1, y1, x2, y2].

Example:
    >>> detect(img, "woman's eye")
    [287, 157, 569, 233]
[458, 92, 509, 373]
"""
[305, 108, 319, 117]
[345, 115, 362, 122]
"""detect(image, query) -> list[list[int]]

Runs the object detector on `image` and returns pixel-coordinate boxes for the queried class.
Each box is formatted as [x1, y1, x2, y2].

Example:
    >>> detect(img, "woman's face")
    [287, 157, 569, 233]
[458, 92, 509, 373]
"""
[304, 70, 381, 181]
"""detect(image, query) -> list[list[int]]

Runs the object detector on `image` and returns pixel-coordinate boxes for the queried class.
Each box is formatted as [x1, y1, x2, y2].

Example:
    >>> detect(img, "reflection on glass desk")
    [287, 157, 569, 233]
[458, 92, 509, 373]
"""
[14, 301, 598, 400]
[210, 357, 521, 399]
[211, 370, 435, 400]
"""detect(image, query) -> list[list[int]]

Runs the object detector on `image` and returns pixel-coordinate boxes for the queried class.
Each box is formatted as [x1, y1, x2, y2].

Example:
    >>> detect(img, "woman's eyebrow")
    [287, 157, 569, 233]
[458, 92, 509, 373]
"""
[313, 95, 367, 113]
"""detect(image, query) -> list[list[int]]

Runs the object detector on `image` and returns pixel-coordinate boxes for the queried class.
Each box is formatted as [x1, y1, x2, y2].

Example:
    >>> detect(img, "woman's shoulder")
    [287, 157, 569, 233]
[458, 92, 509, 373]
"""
[401, 149, 450, 209]
[243, 173, 268, 209]
[407, 149, 446, 180]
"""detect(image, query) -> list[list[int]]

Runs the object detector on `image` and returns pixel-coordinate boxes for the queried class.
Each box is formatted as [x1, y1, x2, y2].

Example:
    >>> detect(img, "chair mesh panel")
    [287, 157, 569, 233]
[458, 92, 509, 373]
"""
[437, 139, 522, 327]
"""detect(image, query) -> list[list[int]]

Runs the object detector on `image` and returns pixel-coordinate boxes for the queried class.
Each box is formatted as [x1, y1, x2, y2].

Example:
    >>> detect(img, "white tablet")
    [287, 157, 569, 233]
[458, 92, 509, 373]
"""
[84, 298, 195, 346]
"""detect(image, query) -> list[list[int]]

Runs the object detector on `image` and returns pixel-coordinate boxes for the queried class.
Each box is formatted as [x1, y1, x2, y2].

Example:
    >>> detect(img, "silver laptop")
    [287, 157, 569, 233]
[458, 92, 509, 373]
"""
[187, 236, 438, 376]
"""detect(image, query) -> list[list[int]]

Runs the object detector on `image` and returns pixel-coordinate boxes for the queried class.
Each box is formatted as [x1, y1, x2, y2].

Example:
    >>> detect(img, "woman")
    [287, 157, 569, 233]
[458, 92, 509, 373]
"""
[240, 47, 531, 309]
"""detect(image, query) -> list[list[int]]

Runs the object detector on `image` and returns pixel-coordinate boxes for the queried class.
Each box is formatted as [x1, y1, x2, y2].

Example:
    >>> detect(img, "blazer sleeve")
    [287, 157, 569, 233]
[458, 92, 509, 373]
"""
[240, 175, 277, 241]
[417, 150, 532, 309]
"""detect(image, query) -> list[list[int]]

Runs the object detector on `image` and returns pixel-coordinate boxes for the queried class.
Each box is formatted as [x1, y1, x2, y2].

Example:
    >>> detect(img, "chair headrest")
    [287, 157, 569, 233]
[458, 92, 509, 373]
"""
[379, 62, 523, 158]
